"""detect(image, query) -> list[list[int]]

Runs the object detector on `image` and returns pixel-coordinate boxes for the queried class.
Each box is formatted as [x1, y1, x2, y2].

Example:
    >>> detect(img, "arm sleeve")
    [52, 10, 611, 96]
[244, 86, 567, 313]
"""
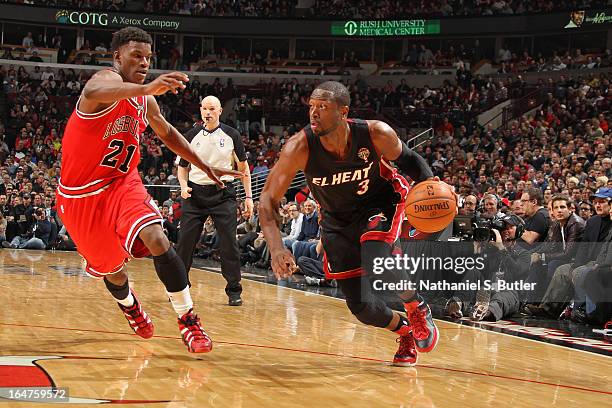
[177, 124, 202, 167]
[393, 142, 433, 183]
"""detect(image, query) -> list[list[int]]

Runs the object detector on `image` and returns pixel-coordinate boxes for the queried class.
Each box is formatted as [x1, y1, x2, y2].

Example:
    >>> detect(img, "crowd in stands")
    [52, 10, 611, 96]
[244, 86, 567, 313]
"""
[6, 27, 610, 88]
[309, 0, 606, 19]
[7, 0, 607, 18]
[496, 47, 612, 74]
[1, 52, 610, 326]
[2, 1, 128, 11]
[142, 0, 298, 17]
[262, 73, 522, 131]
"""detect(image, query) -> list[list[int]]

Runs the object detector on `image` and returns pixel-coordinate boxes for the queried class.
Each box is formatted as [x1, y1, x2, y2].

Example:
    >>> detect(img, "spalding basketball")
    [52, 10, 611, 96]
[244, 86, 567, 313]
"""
[405, 180, 456, 233]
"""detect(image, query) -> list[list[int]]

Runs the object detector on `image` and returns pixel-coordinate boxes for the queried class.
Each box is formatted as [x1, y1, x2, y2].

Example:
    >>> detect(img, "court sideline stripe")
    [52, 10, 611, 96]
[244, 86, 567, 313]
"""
[0, 321, 610, 396]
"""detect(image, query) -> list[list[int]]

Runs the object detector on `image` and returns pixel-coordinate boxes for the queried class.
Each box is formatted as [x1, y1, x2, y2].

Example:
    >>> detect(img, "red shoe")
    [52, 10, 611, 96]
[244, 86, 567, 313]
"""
[178, 309, 213, 353]
[118, 291, 154, 339]
[393, 329, 418, 367]
[405, 297, 439, 353]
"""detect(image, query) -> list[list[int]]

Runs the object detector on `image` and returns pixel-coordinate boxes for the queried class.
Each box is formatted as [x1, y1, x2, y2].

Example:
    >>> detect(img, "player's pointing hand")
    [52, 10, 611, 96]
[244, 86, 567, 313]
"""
[144, 72, 189, 96]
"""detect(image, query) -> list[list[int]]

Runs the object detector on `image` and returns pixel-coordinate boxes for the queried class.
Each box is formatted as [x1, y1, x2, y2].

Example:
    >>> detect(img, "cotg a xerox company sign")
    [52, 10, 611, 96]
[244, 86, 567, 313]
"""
[55, 10, 180, 30]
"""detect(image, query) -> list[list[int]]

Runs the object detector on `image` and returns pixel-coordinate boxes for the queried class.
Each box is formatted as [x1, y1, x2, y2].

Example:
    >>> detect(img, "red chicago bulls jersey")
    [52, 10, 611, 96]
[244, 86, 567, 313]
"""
[59, 95, 148, 197]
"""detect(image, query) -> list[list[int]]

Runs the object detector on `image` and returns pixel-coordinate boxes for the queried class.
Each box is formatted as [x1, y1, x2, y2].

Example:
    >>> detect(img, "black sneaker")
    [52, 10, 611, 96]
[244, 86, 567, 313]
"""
[228, 291, 243, 306]
[226, 283, 242, 306]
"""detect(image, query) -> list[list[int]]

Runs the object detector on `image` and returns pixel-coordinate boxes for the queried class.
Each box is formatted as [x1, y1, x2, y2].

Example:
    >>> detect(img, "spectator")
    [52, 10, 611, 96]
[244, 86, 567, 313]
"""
[531, 195, 585, 268]
[282, 202, 303, 250]
[523, 188, 612, 320]
[28, 51, 43, 63]
[22, 32, 34, 49]
[234, 94, 252, 138]
[294, 199, 318, 243]
[518, 187, 550, 251]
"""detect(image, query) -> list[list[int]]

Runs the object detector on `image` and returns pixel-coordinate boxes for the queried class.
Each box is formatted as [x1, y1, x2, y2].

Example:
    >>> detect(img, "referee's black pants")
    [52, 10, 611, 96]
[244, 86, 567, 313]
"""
[176, 181, 242, 295]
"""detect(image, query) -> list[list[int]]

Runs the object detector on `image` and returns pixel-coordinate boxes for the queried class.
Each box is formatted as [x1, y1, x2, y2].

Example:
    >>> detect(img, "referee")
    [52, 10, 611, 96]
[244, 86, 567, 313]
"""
[176, 95, 253, 306]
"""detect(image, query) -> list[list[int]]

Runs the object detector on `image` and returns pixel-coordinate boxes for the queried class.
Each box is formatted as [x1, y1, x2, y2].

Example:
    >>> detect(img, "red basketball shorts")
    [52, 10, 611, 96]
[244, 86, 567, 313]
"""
[57, 171, 163, 278]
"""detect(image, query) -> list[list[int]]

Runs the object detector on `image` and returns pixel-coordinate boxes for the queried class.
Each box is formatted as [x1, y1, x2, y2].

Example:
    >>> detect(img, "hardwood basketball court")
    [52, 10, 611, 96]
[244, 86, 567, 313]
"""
[0, 250, 610, 407]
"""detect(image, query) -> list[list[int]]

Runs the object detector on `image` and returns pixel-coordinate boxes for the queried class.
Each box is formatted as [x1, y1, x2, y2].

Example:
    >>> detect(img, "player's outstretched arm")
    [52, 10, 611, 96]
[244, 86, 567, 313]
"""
[367, 120, 433, 183]
[146, 96, 242, 188]
[259, 133, 309, 279]
[82, 70, 188, 107]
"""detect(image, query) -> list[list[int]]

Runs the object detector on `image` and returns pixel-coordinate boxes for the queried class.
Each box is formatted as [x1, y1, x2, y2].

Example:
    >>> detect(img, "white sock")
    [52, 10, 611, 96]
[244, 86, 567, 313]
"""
[167, 287, 193, 317]
[117, 291, 135, 308]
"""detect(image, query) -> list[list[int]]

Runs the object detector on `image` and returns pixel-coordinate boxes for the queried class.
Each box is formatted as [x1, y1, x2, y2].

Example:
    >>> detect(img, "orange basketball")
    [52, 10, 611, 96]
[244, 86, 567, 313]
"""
[405, 180, 456, 233]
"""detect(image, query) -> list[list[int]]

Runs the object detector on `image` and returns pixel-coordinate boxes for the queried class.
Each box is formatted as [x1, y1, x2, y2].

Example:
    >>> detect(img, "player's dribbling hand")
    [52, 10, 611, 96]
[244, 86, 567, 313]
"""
[429, 176, 459, 214]
[181, 186, 192, 199]
[271, 249, 297, 280]
[144, 72, 189, 96]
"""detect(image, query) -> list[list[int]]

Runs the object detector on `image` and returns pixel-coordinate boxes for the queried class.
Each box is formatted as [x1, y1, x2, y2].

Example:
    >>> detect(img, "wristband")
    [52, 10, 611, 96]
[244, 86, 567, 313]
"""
[245, 196, 253, 199]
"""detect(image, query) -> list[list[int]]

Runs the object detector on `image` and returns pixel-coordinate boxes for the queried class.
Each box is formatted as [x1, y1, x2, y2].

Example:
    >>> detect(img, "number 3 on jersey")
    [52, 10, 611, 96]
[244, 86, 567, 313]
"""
[101, 140, 137, 173]
[357, 179, 369, 195]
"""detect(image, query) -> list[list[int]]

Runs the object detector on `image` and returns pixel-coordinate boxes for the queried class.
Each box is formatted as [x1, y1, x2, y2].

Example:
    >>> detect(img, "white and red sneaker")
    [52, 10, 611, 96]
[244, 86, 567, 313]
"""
[118, 291, 154, 339]
[178, 309, 213, 353]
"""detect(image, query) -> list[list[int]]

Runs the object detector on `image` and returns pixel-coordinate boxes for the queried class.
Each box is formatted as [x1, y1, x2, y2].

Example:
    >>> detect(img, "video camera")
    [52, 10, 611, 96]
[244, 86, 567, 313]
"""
[472, 213, 506, 242]
[455, 211, 506, 242]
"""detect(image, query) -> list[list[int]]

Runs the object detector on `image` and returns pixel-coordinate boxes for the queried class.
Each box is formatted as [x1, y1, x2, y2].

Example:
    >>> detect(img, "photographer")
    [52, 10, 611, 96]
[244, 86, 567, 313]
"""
[446, 214, 531, 321]
[56, 224, 76, 251]
[3, 208, 50, 249]
[2, 195, 32, 247]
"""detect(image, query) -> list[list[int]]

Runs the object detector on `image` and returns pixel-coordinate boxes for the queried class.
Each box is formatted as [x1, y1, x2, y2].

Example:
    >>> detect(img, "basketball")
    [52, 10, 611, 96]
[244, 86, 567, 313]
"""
[405, 180, 456, 233]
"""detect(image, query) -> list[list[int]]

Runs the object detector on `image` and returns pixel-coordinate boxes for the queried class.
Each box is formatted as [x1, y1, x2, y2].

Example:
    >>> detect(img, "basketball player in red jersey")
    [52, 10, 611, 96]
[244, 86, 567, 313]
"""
[260, 81, 449, 366]
[57, 27, 240, 353]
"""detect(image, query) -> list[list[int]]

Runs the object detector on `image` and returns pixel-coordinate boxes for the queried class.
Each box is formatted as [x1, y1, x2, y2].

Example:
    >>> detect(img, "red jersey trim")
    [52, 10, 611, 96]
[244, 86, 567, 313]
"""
[75, 96, 119, 120]
[57, 178, 115, 198]
[124, 198, 162, 256]
[322, 251, 366, 280]
[359, 161, 410, 244]
[85, 260, 126, 278]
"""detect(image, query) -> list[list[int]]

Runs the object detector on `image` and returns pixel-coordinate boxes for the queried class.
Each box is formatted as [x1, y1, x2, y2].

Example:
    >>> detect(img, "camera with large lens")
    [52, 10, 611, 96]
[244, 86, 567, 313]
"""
[472, 213, 506, 242]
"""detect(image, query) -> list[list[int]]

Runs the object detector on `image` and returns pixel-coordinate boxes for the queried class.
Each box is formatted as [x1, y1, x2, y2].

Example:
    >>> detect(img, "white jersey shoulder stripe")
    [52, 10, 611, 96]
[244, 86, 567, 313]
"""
[75, 96, 120, 120]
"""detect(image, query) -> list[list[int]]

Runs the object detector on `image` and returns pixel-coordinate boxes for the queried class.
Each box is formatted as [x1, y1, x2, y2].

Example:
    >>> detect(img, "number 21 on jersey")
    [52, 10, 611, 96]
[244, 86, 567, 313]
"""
[100, 140, 138, 173]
